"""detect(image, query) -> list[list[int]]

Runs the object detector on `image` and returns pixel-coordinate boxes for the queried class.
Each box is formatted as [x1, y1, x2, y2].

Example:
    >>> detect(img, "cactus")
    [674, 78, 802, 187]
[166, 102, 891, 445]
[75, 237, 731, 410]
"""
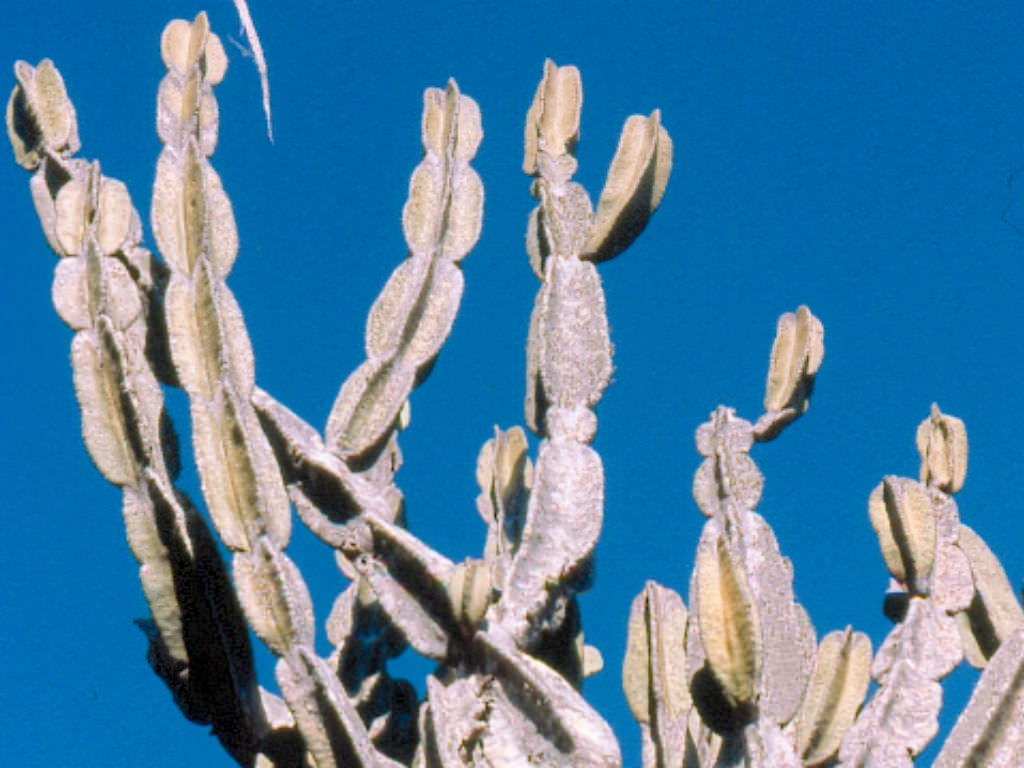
[8, 7, 1024, 768]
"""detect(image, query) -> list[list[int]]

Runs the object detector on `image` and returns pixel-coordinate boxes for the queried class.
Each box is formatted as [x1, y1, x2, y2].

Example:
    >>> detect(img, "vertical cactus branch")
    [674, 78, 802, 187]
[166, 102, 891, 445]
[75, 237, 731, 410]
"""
[505, 59, 672, 656]
[416, 59, 672, 768]
[624, 307, 873, 768]
[7, 55, 268, 764]
[150, 15, 403, 767]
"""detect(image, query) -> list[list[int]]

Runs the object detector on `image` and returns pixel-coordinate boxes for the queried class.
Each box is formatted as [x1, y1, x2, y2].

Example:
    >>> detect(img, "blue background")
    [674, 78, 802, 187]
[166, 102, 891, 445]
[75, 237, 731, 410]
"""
[4, 2, 1024, 765]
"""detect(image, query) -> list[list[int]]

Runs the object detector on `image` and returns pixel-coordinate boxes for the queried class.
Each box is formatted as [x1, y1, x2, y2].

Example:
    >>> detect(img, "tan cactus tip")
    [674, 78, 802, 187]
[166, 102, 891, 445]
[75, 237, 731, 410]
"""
[622, 581, 689, 725]
[475, 425, 531, 518]
[523, 59, 582, 175]
[693, 536, 760, 732]
[582, 641, 604, 678]
[758, 305, 824, 439]
[867, 476, 937, 594]
[447, 558, 495, 631]
[160, 13, 227, 84]
[916, 403, 968, 494]
[794, 627, 872, 766]
[7, 58, 80, 169]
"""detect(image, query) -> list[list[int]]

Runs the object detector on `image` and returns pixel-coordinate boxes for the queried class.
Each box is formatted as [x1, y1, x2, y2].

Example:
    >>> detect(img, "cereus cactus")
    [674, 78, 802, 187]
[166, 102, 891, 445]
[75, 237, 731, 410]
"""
[622, 307, 1024, 767]
[10, 9, 1024, 768]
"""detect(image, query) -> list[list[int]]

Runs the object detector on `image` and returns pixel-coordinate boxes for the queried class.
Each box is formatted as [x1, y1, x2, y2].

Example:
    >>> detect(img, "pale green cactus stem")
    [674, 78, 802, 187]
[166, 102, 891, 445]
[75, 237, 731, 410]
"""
[693, 534, 762, 722]
[868, 476, 939, 595]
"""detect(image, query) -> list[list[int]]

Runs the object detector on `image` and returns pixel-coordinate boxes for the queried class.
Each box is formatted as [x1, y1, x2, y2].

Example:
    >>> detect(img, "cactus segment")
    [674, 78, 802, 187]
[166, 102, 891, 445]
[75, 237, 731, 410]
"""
[954, 524, 1024, 666]
[151, 145, 238, 278]
[356, 554, 449, 660]
[189, 381, 287, 550]
[794, 627, 872, 766]
[6, 58, 79, 169]
[535, 257, 613, 412]
[448, 558, 496, 631]
[402, 137, 483, 262]
[692, 408, 763, 518]
[622, 581, 690, 726]
[234, 539, 316, 657]
[475, 425, 532, 537]
[582, 642, 605, 678]
[694, 534, 760, 712]
[841, 597, 962, 765]
[327, 358, 417, 460]
[159, 14, 227, 83]
[763, 304, 824, 413]
[52, 242, 140, 330]
[276, 648, 405, 768]
[365, 256, 464, 367]
[53, 174, 134, 257]
[868, 476, 937, 593]
[498, 439, 603, 645]
[917, 403, 968, 494]
[476, 626, 623, 768]
[71, 327, 140, 485]
[741, 512, 817, 726]
[932, 625, 1024, 768]
[622, 582, 691, 765]
[163, 265, 253, 401]
[622, 590, 655, 726]
[422, 632, 621, 768]
[584, 111, 673, 263]
[756, 305, 824, 440]
[401, 80, 484, 261]
[523, 60, 582, 175]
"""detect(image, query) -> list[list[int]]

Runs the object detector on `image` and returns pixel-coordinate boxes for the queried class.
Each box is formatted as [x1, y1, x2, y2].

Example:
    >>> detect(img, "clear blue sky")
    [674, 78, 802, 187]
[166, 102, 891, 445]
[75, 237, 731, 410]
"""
[4, 2, 1024, 765]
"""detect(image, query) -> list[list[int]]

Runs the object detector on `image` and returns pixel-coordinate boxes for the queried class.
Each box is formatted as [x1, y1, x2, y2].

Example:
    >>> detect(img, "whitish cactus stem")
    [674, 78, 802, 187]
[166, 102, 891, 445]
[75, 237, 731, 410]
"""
[8, 54, 277, 764]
